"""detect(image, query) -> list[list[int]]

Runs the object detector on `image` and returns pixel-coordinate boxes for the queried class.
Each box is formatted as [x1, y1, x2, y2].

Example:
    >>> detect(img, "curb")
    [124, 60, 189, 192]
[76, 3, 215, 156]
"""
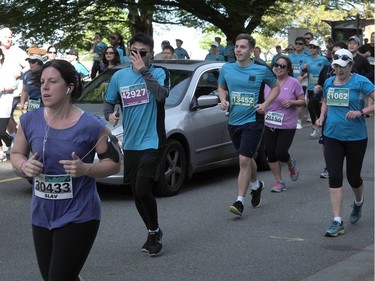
[300, 244, 374, 281]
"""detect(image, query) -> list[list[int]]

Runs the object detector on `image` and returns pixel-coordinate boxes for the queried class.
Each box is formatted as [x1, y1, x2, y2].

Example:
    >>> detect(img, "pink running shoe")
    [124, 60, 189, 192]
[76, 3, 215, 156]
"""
[289, 157, 299, 181]
[271, 181, 286, 193]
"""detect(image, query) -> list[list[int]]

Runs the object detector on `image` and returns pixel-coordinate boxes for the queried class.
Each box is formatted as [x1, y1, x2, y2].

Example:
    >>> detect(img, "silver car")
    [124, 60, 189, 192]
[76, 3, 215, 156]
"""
[77, 60, 268, 196]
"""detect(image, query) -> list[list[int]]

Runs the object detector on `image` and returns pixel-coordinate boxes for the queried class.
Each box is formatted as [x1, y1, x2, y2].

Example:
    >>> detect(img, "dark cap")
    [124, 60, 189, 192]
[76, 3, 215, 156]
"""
[66, 49, 78, 56]
[176, 39, 183, 43]
[348, 35, 360, 45]
[161, 40, 170, 45]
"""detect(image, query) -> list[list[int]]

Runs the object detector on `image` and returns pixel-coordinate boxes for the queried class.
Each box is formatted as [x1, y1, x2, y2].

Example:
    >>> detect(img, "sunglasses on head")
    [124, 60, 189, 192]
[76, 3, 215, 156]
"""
[131, 49, 149, 57]
[333, 54, 351, 61]
[295, 42, 304, 46]
[48, 51, 57, 54]
[273, 63, 287, 69]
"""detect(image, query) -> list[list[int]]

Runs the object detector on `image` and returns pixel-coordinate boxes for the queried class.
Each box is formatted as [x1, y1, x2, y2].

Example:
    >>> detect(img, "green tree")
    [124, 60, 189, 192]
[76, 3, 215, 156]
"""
[0, 0, 373, 50]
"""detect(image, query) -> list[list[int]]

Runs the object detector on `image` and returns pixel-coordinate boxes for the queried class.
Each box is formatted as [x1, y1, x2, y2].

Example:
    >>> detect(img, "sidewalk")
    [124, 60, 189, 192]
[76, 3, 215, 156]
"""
[300, 244, 374, 281]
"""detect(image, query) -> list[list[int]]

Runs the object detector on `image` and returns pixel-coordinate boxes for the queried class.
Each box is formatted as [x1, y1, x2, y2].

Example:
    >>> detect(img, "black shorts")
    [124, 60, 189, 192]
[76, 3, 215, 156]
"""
[228, 121, 264, 158]
[123, 149, 160, 183]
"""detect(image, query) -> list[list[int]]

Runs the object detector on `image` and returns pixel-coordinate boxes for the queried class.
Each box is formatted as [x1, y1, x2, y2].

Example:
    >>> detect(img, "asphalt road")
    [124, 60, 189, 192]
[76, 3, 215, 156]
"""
[0, 118, 373, 281]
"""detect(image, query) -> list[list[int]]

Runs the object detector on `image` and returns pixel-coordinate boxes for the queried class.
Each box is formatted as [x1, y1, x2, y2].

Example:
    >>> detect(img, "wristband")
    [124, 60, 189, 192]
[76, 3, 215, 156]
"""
[19, 160, 27, 175]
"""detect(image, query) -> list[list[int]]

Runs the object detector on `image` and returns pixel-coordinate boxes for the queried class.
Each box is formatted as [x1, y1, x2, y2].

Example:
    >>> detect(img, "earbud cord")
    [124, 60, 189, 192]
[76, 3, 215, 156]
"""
[42, 94, 68, 166]
[43, 95, 108, 165]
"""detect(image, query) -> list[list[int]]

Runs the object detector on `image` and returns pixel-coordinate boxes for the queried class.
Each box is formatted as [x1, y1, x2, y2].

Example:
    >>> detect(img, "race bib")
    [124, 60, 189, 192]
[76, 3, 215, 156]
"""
[292, 64, 301, 76]
[309, 73, 319, 85]
[326, 88, 349, 107]
[34, 174, 73, 200]
[265, 112, 284, 126]
[231, 91, 255, 107]
[28, 99, 41, 111]
[120, 83, 149, 107]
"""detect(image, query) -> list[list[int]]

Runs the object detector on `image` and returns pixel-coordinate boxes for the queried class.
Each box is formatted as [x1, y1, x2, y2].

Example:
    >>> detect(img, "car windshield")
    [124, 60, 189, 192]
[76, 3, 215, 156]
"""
[79, 67, 193, 108]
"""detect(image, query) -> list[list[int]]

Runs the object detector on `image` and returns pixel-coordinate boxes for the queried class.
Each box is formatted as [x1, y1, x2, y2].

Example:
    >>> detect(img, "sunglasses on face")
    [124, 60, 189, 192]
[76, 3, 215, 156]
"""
[309, 45, 318, 49]
[131, 49, 149, 57]
[48, 51, 57, 54]
[288, 48, 294, 51]
[333, 54, 351, 61]
[273, 63, 287, 69]
[105, 51, 114, 55]
[295, 42, 304, 46]
[29, 59, 38, 64]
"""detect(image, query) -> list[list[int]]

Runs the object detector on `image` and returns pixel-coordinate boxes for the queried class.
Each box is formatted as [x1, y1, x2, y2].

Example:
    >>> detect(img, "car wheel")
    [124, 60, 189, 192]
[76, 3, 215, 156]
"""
[156, 139, 187, 196]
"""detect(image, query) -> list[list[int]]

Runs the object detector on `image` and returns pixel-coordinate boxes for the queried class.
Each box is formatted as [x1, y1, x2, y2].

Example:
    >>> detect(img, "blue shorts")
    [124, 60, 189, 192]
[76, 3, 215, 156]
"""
[228, 121, 264, 158]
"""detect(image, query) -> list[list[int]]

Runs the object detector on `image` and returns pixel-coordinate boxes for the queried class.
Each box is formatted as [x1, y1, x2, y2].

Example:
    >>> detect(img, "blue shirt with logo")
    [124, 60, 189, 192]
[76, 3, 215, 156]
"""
[323, 73, 374, 141]
[288, 52, 308, 79]
[218, 60, 277, 125]
[305, 55, 330, 90]
[105, 64, 169, 150]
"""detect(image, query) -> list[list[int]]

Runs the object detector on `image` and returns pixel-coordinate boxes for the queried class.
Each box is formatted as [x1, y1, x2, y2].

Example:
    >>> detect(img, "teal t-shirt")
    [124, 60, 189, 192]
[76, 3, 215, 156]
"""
[218, 60, 277, 126]
[323, 73, 374, 141]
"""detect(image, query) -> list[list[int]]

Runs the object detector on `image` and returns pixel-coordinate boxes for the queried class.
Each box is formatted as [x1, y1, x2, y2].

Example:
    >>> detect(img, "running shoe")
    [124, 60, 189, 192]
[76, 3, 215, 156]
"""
[289, 157, 299, 181]
[148, 229, 163, 257]
[0, 152, 7, 162]
[296, 121, 303, 129]
[320, 168, 329, 179]
[229, 200, 244, 216]
[310, 128, 319, 138]
[141, 234, 150, 253]
[250, 181, 264, 208]
[325, 221, 345, 237]
[271, 181, 286, 193]
[350, 199, 364, 224]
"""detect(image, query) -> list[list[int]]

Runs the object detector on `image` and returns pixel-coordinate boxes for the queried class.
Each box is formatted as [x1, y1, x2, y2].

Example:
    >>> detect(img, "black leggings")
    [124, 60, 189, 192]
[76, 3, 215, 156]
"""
[324, 136, 367, 188]
[0, 118, 13, 147]
[263, 127, 296, 163]
[32, 220, 100, 281]
[124, 149, 159, 231]
[307, 90, 321, 125]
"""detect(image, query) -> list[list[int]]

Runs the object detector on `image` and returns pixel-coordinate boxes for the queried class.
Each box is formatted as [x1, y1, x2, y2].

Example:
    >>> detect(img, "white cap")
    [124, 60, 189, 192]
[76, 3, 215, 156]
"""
[309, 40, 320, 48]
[25, 54, 43, 62]
[211, 42, 219, 47]
[331, 49, 353, 67]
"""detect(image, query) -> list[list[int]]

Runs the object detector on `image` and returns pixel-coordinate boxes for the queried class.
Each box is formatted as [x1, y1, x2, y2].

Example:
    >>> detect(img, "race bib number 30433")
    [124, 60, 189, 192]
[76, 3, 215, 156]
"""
[327, 88, 349, 106]
[120, 83, 149, 107]
[34, 174, 73, 200]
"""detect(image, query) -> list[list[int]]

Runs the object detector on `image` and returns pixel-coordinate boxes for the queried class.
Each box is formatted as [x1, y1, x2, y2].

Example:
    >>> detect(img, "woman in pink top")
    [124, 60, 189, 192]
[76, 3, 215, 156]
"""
[264, 56, 305, 192]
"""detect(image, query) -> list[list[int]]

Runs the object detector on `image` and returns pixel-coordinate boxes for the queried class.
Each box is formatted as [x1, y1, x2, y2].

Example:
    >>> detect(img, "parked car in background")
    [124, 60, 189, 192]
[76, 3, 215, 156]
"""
[76, 60, 269, 196]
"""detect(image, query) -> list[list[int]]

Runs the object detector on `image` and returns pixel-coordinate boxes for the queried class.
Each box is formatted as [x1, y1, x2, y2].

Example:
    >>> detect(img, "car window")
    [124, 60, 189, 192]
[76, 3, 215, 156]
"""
[79, 67, 193, 107]
[79, 69, 118, 103]
[195, 69, 219, 98]
[166, 70, 192, 107]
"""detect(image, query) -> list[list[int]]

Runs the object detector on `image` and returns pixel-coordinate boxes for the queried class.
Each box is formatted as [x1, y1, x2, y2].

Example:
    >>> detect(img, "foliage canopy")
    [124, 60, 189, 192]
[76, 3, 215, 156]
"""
[0, 0, 373, 51]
